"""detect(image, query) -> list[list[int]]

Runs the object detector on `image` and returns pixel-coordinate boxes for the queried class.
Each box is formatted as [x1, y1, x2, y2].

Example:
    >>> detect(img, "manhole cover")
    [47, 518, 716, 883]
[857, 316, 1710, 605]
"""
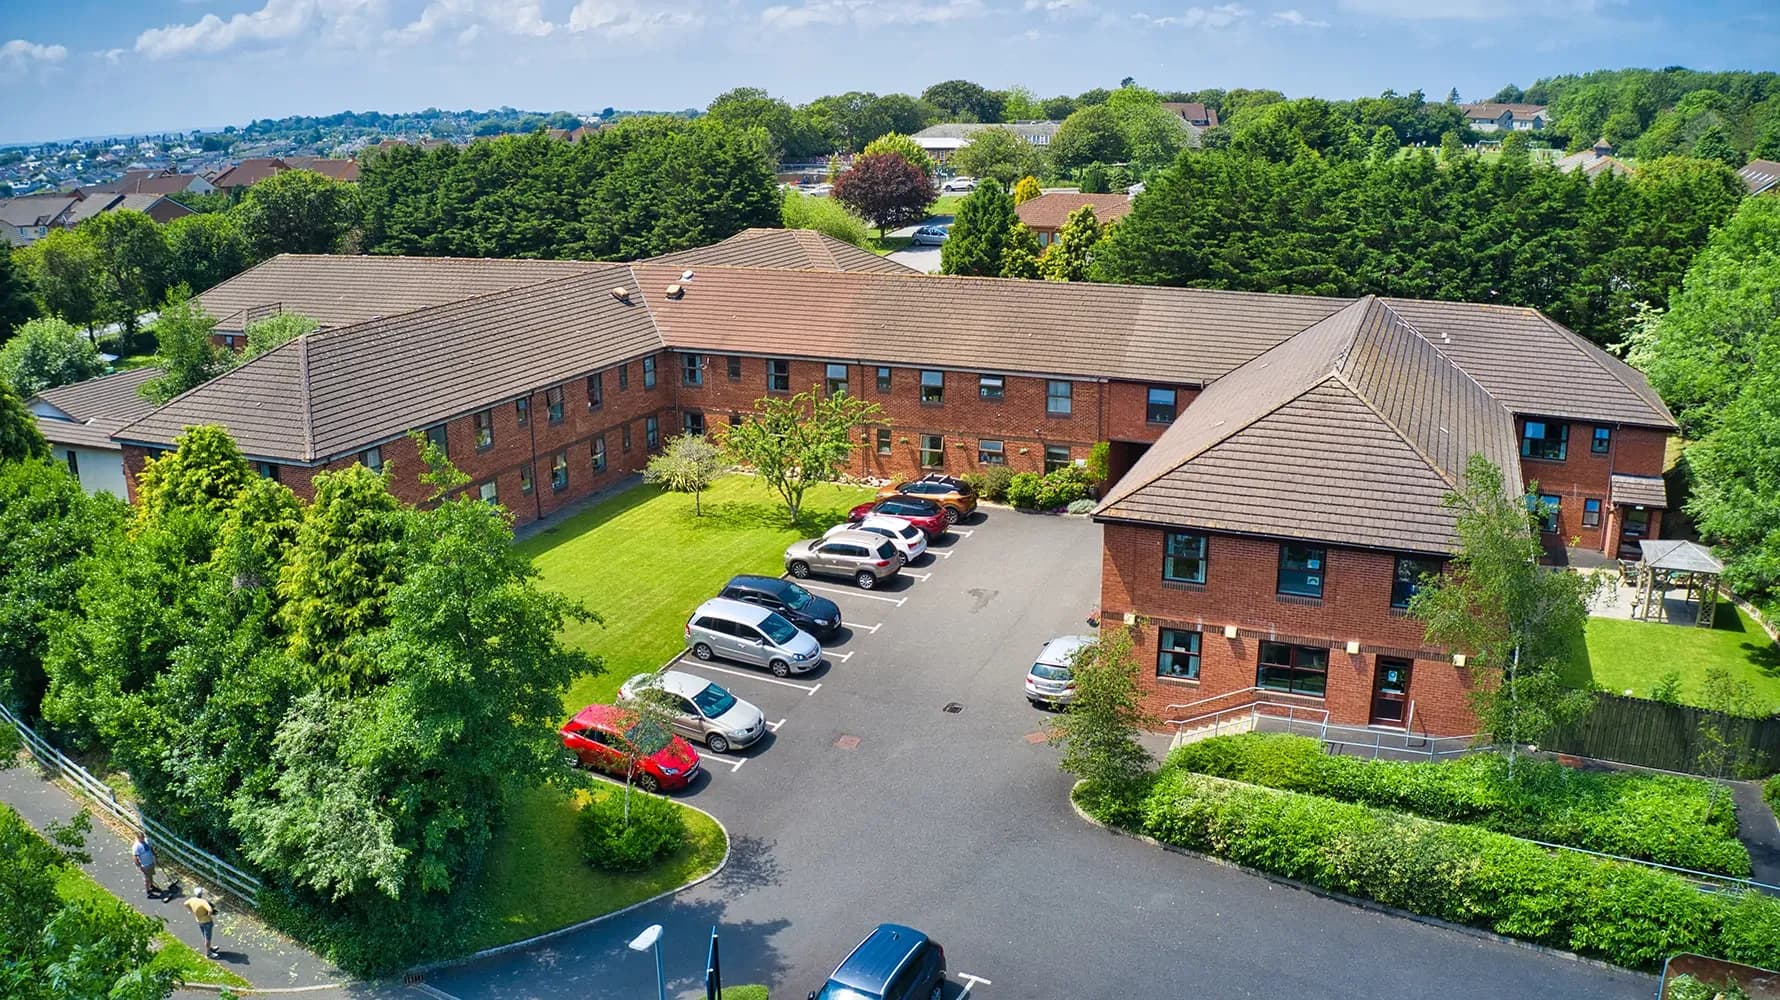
[834, 735, 861, 751]
[942, 702, 964, 714]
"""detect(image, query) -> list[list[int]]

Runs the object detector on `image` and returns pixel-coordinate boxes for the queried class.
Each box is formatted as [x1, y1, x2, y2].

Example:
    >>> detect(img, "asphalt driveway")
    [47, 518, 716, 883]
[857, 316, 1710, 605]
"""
[415, 511, 1651, 1000]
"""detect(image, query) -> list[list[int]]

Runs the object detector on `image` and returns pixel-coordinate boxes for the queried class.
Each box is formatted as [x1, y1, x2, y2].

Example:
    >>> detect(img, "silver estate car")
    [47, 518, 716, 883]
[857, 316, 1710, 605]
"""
[1026, 634, 1095, 708]
[686, 596, 823, 677]
[619, 668, 766, 754]
[785, 529, 902, 589]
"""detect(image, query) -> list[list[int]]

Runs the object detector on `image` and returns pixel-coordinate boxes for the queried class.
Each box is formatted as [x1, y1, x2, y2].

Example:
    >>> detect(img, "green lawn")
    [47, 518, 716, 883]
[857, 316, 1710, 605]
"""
[460, 783, 726, 952]
[1562, 602, 1780, 712]
[517, 474, 875, 710]
[864, 235, 912, 256]
[929, 194, 965, 216]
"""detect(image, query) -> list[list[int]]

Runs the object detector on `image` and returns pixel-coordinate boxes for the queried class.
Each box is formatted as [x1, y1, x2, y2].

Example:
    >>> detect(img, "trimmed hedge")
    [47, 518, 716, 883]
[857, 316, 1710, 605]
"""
[1166, 733, 1751, 876]
[1091, 771, 1780, 971]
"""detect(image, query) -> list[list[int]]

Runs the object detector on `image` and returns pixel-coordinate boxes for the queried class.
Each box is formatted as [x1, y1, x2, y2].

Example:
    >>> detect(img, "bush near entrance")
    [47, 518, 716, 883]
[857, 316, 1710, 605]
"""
[1081, 771, 1780, 971]
[1167, 733, 1750, 875]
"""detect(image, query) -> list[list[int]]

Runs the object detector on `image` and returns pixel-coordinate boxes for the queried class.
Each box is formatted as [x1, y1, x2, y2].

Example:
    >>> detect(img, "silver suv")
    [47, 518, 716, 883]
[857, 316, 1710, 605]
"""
[686, 597, 823, 677]
[1026, 634, 1094, 708]
[619, 669, 766, 754]
[785, 530, 902, 589]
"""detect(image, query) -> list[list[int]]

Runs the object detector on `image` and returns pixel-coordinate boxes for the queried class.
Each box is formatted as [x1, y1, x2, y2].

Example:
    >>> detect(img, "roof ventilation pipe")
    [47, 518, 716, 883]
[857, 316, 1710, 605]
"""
[665, 284, 685, 300]
[610, 286, 631, 303]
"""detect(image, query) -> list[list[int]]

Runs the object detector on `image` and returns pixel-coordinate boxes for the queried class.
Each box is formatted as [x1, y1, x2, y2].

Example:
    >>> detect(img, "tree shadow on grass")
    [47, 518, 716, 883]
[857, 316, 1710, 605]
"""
[693, 499, 862, 538]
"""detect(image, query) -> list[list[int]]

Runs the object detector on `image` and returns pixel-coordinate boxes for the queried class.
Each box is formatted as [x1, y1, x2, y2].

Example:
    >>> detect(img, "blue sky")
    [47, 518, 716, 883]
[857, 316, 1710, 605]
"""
[1, 0, 1776, 143]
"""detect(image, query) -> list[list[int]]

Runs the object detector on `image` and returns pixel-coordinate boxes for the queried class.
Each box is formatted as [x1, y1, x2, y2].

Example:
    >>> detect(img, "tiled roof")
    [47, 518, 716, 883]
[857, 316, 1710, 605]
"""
[196, 253, 607, 331]
[1015, 193, 1134, 231]
[1740, 159, 1780, 196]
[0, 194, 79, 227]
[1380, 299, 1675, 429]
[211, 158, 289, 189]
[128, 173, 205, 196]
[1460, 102, 1547, 119]
[284, 157, 361, 183]
[30, 367, 162, 450]
[634, 263, 1348, 384]
[1610, 474, 1668, 509]
[648, 228, 917, 274]
[1095, 297, 1523, 554]
[116, 269, 658, 461]
[1161, 102, 1218, 126]
[912, 122, 1060, 141]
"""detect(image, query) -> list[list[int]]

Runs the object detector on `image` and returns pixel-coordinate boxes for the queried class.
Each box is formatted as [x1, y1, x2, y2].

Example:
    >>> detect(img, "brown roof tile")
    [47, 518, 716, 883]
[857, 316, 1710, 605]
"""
[211, 158, 290, 190]
[648, 228, 917, 274]
[283, 157, 361, 182]
[31, 367, 162, 450]
[1610, 474, 1667, 509]
[1015, 193, 1134, 231]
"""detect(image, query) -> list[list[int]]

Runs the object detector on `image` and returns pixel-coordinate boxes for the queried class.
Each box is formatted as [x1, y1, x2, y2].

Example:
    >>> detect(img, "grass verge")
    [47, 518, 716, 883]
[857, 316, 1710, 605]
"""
[1564, 602, 1780, 712]
[461, 782, 726, 953]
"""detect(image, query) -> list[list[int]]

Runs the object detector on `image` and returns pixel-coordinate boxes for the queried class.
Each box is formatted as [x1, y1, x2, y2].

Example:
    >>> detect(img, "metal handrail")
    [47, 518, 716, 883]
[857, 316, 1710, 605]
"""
[0, 702, 262, 905]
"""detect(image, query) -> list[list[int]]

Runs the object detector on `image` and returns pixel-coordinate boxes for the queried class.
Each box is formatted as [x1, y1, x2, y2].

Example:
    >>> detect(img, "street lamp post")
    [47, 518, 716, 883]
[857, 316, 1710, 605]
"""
[629, 924, 665, 1000]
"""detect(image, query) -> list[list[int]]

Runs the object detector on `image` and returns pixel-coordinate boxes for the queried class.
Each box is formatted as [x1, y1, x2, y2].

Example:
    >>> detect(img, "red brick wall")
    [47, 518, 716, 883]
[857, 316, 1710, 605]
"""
[1103, 380, 1199, 444]
[1516, 420, 1669, 554]
[1099, 521, 1477, 736]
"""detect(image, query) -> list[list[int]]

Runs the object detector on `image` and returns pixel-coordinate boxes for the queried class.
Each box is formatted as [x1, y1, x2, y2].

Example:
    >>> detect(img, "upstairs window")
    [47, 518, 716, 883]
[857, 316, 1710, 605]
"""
[587, 373, 603, 411]
[473, 409, 494, 450]
[979, 374, 1005, 401]
[1277, 543, 1326, 599]
[618, 363, 630, 390]
[825, 363, 849, 397]
[546, 386, 565, 424]
[727, 355, 742, 380]
[682, 354, 702, 386]
[767, 359, 790, 392]
[517, 396, 532, 426]
[642, 355, 657, 389]
[1147, 387, 1177, 424]
[1521, 420, 1568, 461]
[1591, 426, 1611, 455]
[876, 367, 892, 393]
[1390, 556, 1441, 610]
[362, 446, 383, 473]
[426, 423, 449, 457]
[1163, 531, 1208, 584]
[1047, 380, 1072, 415]
[920, 370, 944, 404]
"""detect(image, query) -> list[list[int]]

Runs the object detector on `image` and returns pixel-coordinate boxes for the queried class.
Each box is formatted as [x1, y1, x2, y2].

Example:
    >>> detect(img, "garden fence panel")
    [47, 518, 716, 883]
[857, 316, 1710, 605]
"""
[1547, 692, 1780, 776]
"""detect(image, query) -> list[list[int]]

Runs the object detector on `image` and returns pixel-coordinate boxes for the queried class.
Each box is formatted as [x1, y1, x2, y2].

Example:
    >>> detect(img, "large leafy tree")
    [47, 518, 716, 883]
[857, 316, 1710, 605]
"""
[1686, 357, 1780, 598]
[832, 152, 936, 237]
[0, 251, 37, 340]
[81, 210, 170, 337]
[1104, 86, 1189, 175]
[940, 180, 1019, 277]
[920, 80, 1004, 123]
[1052, 104, 1129, 172]
[164, 212, 253, 294]
[951, 126, 1044, 185]
[1408, 456, 1596, 772]
[234, 168, 360, 257]
[13, 229, 102, 332]
[0, 317, 107, 397]
[0, 381, 50, 465]
[139, 288, 230, 404]
[723, 385, 883, 523]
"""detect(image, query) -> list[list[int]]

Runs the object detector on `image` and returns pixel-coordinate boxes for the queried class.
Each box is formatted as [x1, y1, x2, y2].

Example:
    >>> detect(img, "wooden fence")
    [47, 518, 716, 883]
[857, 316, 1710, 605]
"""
[1546, 692, 1780, 776]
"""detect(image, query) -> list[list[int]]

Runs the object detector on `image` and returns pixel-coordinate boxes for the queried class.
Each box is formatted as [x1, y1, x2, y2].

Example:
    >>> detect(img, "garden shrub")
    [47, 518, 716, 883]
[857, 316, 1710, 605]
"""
[978, 465, 1013, 502]
[1065, 499, 1095, 514]
[1116, 770, 1780, 971]
[577, 789, 687, 873]
[1666, 975, 1749, 1000]
[1005, 472, 1042, 509]
[721, 987, 770, 1000]
[1165, 733, 1751, 875]
[1766, 773, 1779, 812]
[1006, 467, 1094, 510]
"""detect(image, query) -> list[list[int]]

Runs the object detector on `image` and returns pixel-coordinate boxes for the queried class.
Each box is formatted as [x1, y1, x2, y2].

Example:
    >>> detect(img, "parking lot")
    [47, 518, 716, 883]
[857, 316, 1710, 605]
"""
[423, 507, 1651, 1000]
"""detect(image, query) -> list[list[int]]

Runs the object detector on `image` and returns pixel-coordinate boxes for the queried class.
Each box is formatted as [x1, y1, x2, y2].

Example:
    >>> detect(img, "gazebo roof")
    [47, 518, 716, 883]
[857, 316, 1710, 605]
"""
[1639, 539, 1724, 574]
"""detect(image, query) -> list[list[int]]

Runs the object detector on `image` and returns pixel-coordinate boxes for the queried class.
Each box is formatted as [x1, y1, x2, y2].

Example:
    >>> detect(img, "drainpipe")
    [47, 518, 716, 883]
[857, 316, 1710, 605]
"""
[528, 389, 542, 524]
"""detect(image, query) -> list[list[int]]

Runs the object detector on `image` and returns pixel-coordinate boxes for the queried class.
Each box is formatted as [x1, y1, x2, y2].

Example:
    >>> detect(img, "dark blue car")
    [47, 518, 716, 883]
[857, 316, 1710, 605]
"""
[810, 923, 946, 1000]
[719, 575, 843, 639]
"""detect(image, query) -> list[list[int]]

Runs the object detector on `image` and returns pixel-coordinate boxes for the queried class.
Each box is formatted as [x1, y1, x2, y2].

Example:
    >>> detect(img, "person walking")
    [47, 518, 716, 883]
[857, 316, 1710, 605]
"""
[183, 887, 218, 958]
[132, 833, 161, 898]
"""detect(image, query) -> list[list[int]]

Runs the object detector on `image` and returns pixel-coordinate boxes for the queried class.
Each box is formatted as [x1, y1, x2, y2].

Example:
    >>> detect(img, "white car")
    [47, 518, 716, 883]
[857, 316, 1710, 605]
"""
[909, 225, 948, 246]
[619, 669, 767, 754]
[828, 515, 926, 565]
[940, 176, 976, 193]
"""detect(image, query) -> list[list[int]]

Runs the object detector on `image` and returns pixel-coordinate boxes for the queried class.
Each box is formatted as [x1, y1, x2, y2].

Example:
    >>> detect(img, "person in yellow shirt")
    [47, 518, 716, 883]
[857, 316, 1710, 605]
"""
[182, 887, 218, 957]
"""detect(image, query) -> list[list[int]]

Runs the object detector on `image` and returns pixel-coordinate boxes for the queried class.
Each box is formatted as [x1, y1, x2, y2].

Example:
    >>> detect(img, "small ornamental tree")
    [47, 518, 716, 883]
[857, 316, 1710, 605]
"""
[832, 152, 937, 237]
[1011, 175, 1042, 205]
[1000, 223, 1042, 279]
[1038, 205, 1106, 283]
[139, 288, 230, 405]
[0, 317, 106, 397]
[724, 385, 884, 524]
[861, 132, 937, 181]
[643, 432, 725, 515]
[1047, 627, 1157, 790]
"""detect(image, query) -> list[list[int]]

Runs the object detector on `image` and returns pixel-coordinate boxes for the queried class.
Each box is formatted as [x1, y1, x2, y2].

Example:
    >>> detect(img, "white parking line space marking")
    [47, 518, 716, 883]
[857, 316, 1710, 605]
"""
[830, 650, 855, 662]
[902, 571, 931, 581]
[844, 621, 882, 633]
[412, 981, 464, 1000]
[700, 751, 746, 772]
[799, 582, 908, 606]
[766, 718, 785, 732]
[929, 549, 953, 559]
[958, 973, 992, 996]
[950, 528, 974, 537]
[680, 660, 823, 694]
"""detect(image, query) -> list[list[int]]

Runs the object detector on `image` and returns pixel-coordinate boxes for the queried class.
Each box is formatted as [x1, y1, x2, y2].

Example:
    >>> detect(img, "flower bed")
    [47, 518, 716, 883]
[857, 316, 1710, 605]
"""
[1164, 733, 1751, 876]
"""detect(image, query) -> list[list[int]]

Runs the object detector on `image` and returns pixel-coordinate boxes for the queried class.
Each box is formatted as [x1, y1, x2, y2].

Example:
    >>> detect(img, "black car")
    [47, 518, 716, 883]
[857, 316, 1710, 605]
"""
[719, 574, 843, 638]
[811, 923, 946, 1000]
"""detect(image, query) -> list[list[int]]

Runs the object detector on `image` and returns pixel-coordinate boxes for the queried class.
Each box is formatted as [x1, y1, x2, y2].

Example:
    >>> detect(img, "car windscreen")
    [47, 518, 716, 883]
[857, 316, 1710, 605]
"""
[693, 683, 737, 718]
[759, 613, 799, 645]
[624, 718, 674, 753]
[782, 583, 813, 611]
[1031, 663, 1072, 681]
[896, 524, 921, 540]
[874, 541, 897, 560]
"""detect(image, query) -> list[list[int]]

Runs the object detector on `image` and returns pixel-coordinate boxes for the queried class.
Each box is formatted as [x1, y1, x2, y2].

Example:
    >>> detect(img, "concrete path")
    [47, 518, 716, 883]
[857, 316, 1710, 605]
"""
[0, 761, 345, 992]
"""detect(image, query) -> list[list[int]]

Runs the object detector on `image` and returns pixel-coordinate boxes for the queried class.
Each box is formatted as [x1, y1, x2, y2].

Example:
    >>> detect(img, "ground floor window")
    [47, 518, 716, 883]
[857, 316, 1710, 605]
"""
[978, 439, 1005, 465]
[1044, 444, 1071, 473]
[646, 416, 660, 450]
[550, 451, 569, 491]
[1157, 628, 1201, 680]
[920, 434, 944, 469]
[684, 411, 705, 436]
[519, 463, 534, 494]
[877, 428, 891, 455]
[1257, 641, 1329, 697]
[622, 423, 632, 451]
[592, 435, 607, 473]
[477, 481, 498, 504]
[1582, 497, 1601, 527]
[1535, 494, 1561, 533]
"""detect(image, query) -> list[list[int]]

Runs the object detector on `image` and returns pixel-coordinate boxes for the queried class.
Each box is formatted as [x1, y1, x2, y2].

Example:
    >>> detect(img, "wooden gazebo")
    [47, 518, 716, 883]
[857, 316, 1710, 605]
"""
[1636, 539, 1723, 628]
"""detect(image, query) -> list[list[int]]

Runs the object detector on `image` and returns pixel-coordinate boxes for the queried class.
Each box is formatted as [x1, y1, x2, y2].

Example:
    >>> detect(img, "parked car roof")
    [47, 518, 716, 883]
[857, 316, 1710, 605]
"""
[692, 596, 774, 626]
[830, 924, 930, 993]
[1037, 635, 1096, 667]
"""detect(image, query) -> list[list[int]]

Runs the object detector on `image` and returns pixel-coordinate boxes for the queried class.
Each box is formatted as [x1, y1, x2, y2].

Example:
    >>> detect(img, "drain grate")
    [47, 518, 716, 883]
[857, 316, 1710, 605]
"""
[942, 702, 964, 714]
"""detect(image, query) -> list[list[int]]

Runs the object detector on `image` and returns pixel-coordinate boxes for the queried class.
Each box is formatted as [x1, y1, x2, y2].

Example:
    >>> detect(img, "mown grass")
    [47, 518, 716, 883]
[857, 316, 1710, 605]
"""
[1563, 602, 1780, 712]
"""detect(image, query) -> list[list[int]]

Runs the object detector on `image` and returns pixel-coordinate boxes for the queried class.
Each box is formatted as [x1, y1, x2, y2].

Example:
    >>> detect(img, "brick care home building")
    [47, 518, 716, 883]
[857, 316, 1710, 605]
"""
[104, 229, 1675, 736]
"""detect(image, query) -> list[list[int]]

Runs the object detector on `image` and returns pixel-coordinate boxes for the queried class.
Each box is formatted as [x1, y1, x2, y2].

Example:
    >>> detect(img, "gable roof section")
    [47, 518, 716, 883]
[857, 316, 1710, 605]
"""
[0, 194, 79, 228]
[1096, 297, 1523, 553]
[30, 367, 163, 450]
[648, 228, 917, 274]
[633, 263, 1349, 384]
[283, 157, 360, 182]
[116, 268, 659, 461]
[1015, 193, 1134, 231]
[1380, 298, 1675, 428]
[196, 253, 607, 331]
[1740, 159, 1780, 196]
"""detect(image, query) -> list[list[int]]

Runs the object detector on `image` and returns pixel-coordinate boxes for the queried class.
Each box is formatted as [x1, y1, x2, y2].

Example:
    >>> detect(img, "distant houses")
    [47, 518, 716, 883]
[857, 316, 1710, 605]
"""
[212, 156, 360, 194]
[912, 122, 1061, 164]
[1741, 159, 1780, 196]
[1554, 138, 1632, 179]
[1460, 102, 1549, 132]
[92, 168, 215, 197]
[0, 189, 192, 246]
[1015, 192, 1134, 246]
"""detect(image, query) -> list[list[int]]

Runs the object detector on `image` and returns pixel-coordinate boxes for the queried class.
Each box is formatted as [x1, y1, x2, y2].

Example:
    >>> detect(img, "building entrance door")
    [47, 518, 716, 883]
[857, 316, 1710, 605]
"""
[1369, 658, 1412, 727]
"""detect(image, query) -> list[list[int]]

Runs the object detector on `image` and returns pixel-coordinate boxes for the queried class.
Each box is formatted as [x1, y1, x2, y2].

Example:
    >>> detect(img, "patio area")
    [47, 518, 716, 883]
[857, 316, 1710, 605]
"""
[1585, 539, 1724, 628]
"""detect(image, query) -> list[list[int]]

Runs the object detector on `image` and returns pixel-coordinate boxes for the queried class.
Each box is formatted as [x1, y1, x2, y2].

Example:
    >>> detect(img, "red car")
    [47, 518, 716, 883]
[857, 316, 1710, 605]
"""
[560, 703, 700, 793]
[848, 496, 948, 540]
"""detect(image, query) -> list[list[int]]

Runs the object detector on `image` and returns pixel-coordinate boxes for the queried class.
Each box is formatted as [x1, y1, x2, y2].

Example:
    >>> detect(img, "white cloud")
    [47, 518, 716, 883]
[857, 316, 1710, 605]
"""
[0, 39, 70, 75]
[568, 0, 703, 36]
[1268, 8, 1328, 26]
[134, 0, 382, 59]
[1023, 0, 1094, 15]
[1133, 3, 1249, 28]
[1337, 0, 1618, 20]
[760, 0, 985, 29]
[389, 0, 555, 44]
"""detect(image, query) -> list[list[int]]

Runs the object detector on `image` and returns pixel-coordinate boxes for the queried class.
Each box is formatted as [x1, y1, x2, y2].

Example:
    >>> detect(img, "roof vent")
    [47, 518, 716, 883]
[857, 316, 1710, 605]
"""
[610, 286, 631, 303]
[681, 269, 695, 281]
[665, 283, 685, 300]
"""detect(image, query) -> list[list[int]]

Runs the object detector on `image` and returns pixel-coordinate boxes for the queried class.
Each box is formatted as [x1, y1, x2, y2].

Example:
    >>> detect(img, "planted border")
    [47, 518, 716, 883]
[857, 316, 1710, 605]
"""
[1083, 771, 1780, 971]
[1165, 733, 1751, 876]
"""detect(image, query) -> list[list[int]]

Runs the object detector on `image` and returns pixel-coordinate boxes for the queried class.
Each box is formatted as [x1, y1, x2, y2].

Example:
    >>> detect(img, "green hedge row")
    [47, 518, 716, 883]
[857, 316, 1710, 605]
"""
[1165, 733, 1751, 876]
[1091, 771, 1780, 971]
[1766, 773, 1779, 813]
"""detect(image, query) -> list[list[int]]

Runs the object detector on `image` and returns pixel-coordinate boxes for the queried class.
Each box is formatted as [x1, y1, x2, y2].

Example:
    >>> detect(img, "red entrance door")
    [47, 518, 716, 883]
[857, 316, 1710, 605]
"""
[1369, 658, 1412, 727]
